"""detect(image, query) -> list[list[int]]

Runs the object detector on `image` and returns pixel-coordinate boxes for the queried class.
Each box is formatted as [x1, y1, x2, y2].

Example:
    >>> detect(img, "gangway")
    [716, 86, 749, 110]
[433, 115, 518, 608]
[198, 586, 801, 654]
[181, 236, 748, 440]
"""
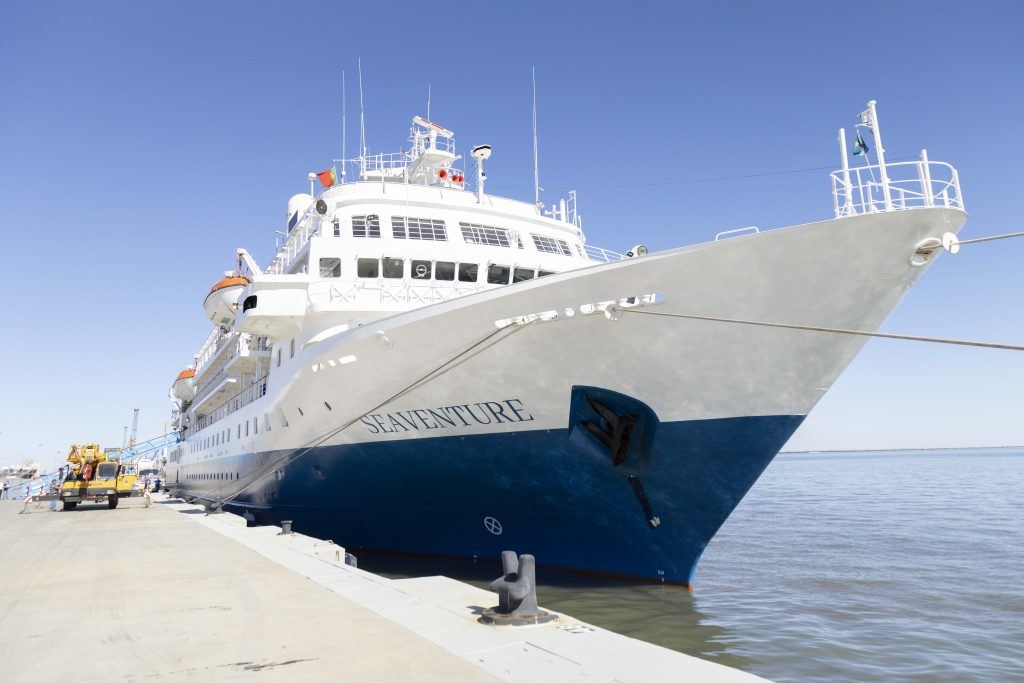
[120, 432, 179, 463]
[4, 472, 60, 499]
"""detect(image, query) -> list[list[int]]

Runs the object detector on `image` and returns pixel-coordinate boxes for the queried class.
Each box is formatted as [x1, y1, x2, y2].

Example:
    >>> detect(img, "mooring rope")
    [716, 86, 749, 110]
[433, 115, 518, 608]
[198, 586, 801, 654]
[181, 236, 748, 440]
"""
[620, 309, 1024, 352]
[201, 321, 531, 506]
[955, 229, 1024, 247]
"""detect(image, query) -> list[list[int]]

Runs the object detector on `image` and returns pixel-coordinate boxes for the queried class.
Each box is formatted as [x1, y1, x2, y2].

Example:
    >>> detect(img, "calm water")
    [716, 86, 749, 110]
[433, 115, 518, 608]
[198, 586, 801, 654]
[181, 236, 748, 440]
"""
[363, 448, 1024, 681]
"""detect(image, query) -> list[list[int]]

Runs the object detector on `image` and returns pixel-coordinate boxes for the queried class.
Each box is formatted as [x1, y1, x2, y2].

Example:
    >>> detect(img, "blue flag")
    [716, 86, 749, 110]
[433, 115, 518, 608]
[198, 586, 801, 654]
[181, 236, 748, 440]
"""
[853, 133, 870, 156]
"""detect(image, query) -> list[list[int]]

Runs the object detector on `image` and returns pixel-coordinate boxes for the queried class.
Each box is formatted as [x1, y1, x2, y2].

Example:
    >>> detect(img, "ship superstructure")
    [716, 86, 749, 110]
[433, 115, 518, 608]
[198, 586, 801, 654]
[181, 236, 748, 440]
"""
[165, 103, 966, 586]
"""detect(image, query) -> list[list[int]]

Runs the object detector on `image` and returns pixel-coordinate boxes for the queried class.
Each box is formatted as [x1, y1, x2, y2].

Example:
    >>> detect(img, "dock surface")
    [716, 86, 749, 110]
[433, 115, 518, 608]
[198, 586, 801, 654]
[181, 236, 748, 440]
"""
[0, 496, 762, 682]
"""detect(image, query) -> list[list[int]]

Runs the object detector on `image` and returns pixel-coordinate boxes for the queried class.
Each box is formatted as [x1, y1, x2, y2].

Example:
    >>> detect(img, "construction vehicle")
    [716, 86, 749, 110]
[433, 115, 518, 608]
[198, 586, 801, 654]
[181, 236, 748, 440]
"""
[59, 444, 136, 510]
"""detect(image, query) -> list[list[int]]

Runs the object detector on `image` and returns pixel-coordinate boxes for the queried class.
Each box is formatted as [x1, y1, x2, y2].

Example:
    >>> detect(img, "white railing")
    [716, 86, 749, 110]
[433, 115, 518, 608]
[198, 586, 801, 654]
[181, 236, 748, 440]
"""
[195, 374, 269, 431]
[267, 207, 325, 275]
[831, 157, 963, 218]
[584, 245, 624, 263]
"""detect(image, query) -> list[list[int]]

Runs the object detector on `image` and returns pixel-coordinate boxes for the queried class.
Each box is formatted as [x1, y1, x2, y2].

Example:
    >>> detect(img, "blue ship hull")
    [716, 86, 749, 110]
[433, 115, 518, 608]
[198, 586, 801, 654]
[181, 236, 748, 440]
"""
[231, 411, 804, 586]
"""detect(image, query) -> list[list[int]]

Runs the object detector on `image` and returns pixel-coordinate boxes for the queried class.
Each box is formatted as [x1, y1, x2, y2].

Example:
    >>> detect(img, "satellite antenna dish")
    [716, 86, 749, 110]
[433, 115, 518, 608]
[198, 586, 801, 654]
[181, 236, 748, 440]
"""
[471, 144, 492, 160]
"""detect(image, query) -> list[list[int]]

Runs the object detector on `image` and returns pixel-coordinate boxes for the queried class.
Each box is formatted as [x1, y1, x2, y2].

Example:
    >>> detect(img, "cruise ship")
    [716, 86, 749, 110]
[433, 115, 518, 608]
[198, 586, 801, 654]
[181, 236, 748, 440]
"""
[165, 101, 966, 586]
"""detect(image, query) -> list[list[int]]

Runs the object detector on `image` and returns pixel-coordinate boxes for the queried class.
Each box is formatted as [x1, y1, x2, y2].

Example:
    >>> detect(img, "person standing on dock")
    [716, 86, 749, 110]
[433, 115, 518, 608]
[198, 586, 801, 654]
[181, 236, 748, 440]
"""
[1, 481, 8, 499]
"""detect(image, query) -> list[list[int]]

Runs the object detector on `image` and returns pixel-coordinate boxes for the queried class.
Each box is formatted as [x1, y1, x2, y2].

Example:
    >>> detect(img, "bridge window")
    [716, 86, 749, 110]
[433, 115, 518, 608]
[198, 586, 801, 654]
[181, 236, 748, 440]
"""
[357, 258, 379, 278]
[513, 267, 536, 283]
[531, 234, 573, 256]
[458, 263, 478, 283]
[352, 215, 381, 238]
[435, 262, 455, 281]
[411, 260, 432, 280]
[392, 217, 447, 241]
[538, 270, 556, 277]
[319, 257, 341, 278]
[460, 222, 510, 247]
[382, 257, 404, 279]
[487, 264, 511, 285]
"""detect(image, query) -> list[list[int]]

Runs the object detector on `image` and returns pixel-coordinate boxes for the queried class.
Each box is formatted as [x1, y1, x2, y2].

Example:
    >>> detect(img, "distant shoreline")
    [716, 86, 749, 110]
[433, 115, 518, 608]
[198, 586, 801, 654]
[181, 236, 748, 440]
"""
[782, 445, 1023, 454]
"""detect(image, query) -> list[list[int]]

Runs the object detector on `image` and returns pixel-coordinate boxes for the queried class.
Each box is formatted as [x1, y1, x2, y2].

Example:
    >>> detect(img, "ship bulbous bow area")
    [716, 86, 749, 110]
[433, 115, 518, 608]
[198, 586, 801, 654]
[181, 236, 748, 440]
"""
[196, 205, 967, 585]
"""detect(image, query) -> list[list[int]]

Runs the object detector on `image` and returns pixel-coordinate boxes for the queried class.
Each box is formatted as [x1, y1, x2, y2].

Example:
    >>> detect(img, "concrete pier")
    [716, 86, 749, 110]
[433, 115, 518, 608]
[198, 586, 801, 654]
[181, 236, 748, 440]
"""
[0, 496, 763, 682]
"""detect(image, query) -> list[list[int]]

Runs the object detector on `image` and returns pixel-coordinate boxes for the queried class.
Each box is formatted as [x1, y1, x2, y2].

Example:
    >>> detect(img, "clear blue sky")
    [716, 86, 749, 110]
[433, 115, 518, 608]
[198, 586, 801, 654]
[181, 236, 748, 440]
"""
[1, 1, 1021, 469]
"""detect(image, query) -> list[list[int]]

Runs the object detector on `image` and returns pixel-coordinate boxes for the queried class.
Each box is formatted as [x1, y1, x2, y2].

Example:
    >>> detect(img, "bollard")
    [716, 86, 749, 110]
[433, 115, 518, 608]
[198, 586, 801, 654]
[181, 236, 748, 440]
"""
[206, 497, 224, 515]
[280, 520, 293, 535]
[479, 550, 557, 626]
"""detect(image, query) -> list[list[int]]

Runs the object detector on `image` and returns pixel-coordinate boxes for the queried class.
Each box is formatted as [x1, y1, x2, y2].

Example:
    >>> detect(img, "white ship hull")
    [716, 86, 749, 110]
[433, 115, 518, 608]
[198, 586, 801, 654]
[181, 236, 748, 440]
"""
[167, 206, 965, 585]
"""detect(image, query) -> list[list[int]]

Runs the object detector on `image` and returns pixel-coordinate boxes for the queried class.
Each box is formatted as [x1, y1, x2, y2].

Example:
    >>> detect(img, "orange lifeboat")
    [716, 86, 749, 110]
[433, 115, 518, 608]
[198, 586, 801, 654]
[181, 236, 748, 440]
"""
[172, 367, 197, 402]
[203, 275, 250, 330]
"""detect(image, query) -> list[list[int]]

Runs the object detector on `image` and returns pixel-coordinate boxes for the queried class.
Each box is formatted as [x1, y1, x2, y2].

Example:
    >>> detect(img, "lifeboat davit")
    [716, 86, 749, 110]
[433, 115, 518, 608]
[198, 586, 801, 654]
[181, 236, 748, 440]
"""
[172, 368, 196, 402]
[204, 275, 250, 330]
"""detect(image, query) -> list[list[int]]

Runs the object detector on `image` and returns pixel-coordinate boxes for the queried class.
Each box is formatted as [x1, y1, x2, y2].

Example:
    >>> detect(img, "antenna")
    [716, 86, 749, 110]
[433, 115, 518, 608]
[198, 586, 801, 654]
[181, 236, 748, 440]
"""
[427, 83, 431, 122]
[532, 66, 541, 208]
[341, 70, 347, 183]
[358, 58, 367, 159]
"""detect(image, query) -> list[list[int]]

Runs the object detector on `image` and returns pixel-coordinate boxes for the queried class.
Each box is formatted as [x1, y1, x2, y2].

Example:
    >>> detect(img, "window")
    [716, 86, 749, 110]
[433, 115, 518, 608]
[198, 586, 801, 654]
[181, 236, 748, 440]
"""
[382, 257, 404, 279]
[538, 270, 556, 277]
[290, 338, 295, 359]
[513, 267, 536, 283]
[392, 217, 447, 241]
[245, 421, 249, 437]
[264, 414, 271, 432]
[487, 264, 511, 285]
[460, 222, 511, 247]
[532, 234, 573, 256]
[253, 417, 258, 434]
[276, 347, 281, 368]
[458, 263, 478, 283]
[319, 257, 341, 278]
[411, 260, 432, 280]
[357, 258, 379, 278]
[237, 425, 241, 439]
[333, 220, 341, 237]
[352, 215, 381, 238]
[435, 261, 455, 281]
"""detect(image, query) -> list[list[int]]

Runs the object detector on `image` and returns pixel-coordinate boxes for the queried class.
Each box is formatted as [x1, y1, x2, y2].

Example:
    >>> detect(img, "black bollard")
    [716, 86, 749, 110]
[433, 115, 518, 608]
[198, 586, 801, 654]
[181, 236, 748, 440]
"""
[479, 550, 557, 626]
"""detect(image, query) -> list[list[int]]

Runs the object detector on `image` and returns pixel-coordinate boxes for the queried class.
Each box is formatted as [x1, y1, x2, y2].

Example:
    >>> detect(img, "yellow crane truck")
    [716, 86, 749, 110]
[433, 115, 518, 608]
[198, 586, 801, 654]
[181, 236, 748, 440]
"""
[60, 444, 137, 510]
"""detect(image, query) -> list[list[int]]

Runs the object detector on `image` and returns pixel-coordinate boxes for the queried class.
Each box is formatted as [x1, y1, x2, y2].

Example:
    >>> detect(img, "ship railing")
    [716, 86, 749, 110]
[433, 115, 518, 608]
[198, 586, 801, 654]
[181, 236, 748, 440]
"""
[194, 373, 269, 432]
[831, 156, 963, 218]
[356, 151, 412, 179]
[194, 332, 265, 382]
[191, 365, 236, 407]
[267, 209, 322, 275]
[584, 245, 624, 263]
